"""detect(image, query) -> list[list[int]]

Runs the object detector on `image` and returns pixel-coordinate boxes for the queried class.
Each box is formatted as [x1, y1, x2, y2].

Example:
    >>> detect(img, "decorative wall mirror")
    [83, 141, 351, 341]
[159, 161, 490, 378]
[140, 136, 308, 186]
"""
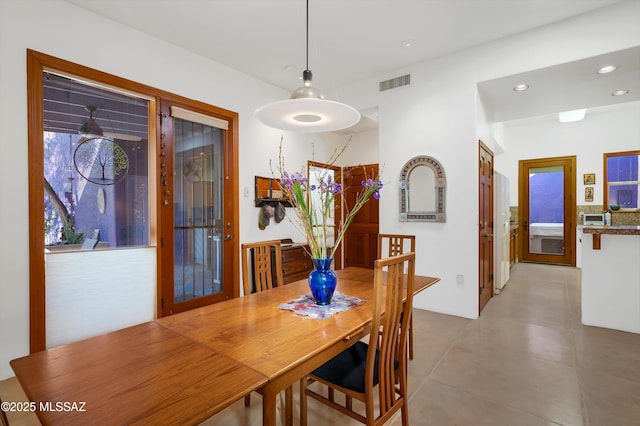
[399, 155, 446, 222]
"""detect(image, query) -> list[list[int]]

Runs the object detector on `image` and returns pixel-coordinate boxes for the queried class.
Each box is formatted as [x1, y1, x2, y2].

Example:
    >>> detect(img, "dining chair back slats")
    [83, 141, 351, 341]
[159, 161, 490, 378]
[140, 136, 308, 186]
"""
[377, 233, 416, 258]
[301, 252, 415, 426]
[377, 233, 416, 360]
[241, 240, 284, 296]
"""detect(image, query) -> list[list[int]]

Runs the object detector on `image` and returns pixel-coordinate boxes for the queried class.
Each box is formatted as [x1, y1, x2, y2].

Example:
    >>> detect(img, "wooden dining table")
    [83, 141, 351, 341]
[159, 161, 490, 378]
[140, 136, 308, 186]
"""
[158, 267, 439, 426]
[10, 267, 439, 426]
[9, 321, 268, 425]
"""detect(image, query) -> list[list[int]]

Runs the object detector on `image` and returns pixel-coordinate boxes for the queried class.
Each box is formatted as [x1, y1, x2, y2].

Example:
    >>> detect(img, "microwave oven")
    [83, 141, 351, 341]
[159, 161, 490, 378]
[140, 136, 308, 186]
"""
[583, 213, 605, 225]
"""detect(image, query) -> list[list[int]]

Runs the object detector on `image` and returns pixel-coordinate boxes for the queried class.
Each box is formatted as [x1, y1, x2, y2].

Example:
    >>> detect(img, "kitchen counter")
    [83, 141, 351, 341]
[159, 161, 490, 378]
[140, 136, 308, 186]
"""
[580, 225, 640, 235]
[579, 226, 640, 334]
[578, 225, 640, 250]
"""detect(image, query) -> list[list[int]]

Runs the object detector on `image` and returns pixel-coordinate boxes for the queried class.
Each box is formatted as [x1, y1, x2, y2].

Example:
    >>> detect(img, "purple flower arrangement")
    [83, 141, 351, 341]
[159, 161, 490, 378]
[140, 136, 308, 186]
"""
[276, 142, 382, 260]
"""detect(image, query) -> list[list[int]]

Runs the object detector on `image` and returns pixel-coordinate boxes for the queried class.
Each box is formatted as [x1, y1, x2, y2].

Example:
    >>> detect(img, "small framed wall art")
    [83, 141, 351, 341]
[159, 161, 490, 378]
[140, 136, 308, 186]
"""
[585, 186, 594, 202]
[583, 173, 595, 185]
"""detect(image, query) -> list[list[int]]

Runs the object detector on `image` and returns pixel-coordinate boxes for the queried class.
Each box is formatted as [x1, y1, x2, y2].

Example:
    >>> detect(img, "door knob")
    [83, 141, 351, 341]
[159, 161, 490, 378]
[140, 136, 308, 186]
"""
[484, 233, 493, 237]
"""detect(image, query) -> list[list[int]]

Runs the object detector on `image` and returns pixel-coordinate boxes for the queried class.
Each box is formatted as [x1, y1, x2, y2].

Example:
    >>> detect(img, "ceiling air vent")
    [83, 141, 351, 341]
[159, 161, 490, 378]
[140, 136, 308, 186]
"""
[379, 74, 411, 92]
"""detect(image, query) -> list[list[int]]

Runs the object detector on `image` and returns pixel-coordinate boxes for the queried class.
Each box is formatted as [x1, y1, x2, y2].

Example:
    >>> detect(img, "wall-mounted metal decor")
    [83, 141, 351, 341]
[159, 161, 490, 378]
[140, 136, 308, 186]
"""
[73, 137, 129, 186]
[399, 155, 446, 222]
[254, 176, 292, 208]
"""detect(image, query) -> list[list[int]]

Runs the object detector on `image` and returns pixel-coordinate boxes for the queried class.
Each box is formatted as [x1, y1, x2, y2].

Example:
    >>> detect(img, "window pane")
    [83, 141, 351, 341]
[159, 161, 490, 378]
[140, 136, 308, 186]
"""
[43, 74, 149, 249]
[606, 152, 639, 209]
[173, 118, 224, 303]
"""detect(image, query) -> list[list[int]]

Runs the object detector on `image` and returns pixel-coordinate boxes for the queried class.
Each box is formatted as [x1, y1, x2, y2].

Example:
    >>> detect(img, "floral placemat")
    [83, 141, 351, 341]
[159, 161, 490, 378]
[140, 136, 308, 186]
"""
[278, 292, 366, 320]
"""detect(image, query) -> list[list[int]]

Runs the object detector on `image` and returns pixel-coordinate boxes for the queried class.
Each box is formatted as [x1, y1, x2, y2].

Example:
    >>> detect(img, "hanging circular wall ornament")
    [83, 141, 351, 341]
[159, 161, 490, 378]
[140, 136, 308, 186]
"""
[73, 136, 129, 185]
[183, 160, 203, 183]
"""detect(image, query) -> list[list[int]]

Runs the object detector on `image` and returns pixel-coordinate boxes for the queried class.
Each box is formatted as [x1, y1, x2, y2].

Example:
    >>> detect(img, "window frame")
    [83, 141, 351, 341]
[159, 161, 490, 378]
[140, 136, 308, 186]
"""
[603, 150, 640, 212]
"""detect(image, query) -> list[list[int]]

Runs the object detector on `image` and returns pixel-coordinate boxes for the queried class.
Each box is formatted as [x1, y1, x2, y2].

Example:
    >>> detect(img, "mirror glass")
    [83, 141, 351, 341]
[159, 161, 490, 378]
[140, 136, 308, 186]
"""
[409, 166, 435, 212]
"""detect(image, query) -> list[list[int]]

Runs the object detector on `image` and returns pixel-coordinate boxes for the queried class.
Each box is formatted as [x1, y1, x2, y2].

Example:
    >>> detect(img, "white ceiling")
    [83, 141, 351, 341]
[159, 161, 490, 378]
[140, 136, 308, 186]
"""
[66, 0, 639, 125]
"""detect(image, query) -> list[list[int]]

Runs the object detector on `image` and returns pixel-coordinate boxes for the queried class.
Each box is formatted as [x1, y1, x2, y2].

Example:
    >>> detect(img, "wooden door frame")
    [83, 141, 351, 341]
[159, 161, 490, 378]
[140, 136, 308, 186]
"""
[518, 156, 576, 266]
[27, 50, 238, 352]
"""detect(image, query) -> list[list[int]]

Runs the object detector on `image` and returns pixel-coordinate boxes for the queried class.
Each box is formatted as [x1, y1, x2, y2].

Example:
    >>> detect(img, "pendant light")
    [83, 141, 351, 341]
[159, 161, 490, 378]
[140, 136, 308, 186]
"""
[254, 0, 360, 132]
[78, 106, 104, 138]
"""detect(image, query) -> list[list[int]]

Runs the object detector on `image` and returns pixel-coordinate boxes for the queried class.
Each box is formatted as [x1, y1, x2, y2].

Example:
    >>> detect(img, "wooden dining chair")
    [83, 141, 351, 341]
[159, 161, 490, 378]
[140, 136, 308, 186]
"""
[241, 240, 284, 296]
[377, 234, 416, 260]
[240, 240, 292, 423]
[0, 397, 9, 426]
[377, 234, 417, 360]
[300, 252, 415, 426]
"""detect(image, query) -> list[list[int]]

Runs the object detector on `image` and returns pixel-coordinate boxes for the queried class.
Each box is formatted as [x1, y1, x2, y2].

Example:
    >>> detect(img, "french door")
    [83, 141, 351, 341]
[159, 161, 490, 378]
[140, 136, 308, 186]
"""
[518, 156, 576, 266]
[159, 101, 236, 315]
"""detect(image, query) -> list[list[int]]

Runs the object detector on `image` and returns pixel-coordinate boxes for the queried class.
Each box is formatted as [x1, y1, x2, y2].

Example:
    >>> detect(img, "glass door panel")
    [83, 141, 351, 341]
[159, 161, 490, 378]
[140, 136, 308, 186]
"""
[528, 166, 564, 255]
[173, 119, 223, 303]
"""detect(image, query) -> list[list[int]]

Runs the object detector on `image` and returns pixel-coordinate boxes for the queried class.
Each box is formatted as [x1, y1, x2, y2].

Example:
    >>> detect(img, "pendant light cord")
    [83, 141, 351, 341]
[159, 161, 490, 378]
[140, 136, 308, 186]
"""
[305, 0, 309, 71]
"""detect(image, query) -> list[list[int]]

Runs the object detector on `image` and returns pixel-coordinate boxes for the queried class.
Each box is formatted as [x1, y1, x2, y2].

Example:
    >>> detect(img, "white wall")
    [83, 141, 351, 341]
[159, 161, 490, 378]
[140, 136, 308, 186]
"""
[495, 103, 640, 207]
[377, 56, 481, 319]
[46, 248, 156, 348]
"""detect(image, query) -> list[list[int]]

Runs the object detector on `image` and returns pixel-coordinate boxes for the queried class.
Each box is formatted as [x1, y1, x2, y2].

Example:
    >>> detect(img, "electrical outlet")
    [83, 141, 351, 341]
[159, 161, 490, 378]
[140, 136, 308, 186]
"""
[456, 274, 464, 287]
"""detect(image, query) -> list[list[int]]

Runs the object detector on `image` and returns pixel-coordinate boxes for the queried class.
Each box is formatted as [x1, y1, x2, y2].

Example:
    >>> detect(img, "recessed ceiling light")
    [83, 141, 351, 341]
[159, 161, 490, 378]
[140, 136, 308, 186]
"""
[597, 65, 617, 74]
[401, 39, 413, 48]
[513, 84, 529, 91]
[612, 89, 630, 96]
[559, 109, 586, 123]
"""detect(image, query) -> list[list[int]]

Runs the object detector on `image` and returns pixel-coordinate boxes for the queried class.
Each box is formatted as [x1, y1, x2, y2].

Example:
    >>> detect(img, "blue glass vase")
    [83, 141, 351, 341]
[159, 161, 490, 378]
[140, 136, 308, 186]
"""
[308, 258, 337, 305]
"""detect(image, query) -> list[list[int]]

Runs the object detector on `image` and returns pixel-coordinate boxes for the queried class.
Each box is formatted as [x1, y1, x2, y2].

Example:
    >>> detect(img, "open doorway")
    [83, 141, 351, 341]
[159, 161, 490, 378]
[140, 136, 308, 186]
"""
[518, 156, 576, 266]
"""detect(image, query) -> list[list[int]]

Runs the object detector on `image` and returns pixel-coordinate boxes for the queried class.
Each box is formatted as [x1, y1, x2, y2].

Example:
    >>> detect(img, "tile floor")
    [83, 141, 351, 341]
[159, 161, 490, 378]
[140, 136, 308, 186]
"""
[2, 262, 639, 425]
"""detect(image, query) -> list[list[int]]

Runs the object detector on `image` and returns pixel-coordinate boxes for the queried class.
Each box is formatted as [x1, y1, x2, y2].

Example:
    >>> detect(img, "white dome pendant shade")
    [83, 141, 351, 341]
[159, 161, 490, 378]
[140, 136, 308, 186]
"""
[254, 1, 360, 133]
[254, 98, 361, 133]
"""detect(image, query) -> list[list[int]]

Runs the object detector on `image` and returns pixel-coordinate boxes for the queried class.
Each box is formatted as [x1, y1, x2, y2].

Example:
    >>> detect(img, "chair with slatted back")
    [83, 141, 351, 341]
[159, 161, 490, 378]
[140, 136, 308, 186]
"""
[377, 234, 416, 360]
[241, 240, 284, 296]
[300, 252, 415, 426]
[240, 240, 291, 423]
[0, 397, 9, 426]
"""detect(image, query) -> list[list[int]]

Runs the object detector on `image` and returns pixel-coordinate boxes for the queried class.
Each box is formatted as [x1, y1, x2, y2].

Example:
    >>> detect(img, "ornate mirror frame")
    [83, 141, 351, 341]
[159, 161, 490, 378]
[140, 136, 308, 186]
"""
[399, 155, 446, 222]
